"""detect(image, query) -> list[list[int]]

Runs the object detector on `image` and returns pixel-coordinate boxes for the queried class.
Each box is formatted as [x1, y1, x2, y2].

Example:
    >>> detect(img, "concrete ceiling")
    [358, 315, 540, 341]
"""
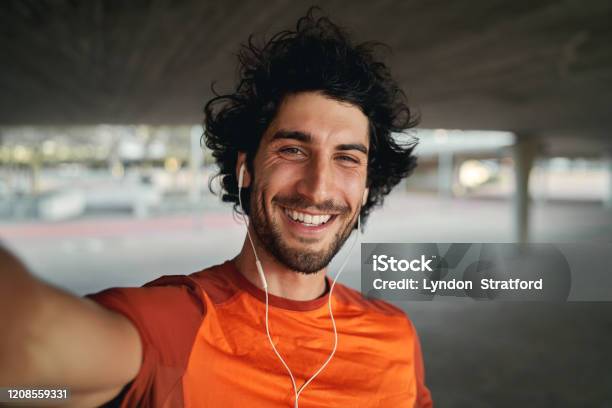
[1, 0, 611, 147]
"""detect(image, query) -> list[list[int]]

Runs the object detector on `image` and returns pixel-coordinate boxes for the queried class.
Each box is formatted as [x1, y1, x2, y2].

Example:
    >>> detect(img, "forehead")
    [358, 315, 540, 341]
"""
[262, 92, 369, 147]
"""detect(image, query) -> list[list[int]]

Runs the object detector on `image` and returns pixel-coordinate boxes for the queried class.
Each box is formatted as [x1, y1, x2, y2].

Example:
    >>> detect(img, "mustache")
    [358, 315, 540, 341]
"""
[272, 195, 350, 214]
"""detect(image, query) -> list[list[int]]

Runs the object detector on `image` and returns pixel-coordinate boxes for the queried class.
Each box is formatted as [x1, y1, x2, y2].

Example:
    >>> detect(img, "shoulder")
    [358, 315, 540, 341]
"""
[187, 260, 241, 304]
[135, 260, 238, 303]
[332, 281, 411, 322]
[86, 261, 238, 313]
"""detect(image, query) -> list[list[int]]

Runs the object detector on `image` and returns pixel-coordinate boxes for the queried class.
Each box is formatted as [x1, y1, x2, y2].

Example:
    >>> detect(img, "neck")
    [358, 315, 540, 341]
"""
[233, 228, 328, 301]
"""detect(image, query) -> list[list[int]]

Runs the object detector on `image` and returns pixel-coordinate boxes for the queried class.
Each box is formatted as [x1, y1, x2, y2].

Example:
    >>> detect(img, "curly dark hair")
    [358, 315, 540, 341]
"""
[204, 8, 418, 227]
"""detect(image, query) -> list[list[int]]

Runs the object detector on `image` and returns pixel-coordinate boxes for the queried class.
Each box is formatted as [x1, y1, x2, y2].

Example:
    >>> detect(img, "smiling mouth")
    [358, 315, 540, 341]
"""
[280, 206, 338, 227]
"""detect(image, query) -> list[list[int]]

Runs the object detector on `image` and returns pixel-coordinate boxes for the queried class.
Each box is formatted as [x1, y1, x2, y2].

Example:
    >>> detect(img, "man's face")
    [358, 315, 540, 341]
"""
[246, 92, 369, 274]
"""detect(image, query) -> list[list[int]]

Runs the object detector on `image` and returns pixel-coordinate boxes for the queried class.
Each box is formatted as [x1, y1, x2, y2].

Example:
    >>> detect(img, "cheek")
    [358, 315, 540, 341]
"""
[336, 170, 366, 202]
[260, 160, 303, 189]
[343, 178, 364, 208]
[251, 165, 292, 210]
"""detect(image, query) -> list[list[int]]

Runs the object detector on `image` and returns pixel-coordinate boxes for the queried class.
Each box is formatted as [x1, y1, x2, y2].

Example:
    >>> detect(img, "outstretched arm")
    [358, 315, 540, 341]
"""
[0, 246, 142, 407]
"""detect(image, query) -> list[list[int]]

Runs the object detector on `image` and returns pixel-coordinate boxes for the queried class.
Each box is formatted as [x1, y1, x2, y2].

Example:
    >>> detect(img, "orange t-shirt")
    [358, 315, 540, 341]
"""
[86, 260, 432, 407]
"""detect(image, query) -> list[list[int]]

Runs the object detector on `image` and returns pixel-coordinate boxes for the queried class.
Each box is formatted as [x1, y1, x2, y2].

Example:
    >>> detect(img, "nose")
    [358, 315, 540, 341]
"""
[295, 155, 335, 205]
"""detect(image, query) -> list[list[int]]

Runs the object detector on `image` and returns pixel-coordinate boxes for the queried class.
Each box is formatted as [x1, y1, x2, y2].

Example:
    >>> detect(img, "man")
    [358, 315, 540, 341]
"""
[0, 10, 432, 408]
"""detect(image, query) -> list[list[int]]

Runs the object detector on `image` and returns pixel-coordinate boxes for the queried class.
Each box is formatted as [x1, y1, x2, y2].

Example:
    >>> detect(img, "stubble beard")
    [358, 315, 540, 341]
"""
[248, 186, 358, 274]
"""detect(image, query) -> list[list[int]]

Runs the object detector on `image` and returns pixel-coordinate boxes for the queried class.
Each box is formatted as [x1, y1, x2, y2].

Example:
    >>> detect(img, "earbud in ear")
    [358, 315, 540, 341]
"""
[238, 164, 246, 190]
[362, 189, 368, 206]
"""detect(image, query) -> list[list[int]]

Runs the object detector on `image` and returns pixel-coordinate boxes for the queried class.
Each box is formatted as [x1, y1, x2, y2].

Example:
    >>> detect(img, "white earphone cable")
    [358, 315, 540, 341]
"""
[293, 214, 360, 407]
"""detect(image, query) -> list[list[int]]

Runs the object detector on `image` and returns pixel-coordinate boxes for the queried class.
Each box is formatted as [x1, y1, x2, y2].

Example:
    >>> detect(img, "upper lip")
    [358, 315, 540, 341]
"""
[279, 205, 340, 216]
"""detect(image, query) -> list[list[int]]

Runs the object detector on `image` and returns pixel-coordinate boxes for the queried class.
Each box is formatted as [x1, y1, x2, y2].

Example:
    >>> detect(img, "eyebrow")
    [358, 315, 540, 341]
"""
[271, 130, 368, 155]
[336, 143, 368, 155]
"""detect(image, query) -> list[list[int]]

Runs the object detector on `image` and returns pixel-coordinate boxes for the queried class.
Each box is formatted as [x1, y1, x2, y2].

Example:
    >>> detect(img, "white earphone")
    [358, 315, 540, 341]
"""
[237, 163, 362, 408]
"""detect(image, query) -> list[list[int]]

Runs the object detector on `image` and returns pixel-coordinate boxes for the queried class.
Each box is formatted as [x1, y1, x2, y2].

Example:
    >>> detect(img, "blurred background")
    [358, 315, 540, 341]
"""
[1, 1, 611, 406]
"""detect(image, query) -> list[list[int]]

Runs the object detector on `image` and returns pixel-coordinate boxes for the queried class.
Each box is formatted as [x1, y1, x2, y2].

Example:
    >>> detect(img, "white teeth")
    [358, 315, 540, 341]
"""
[283, 208, 333, 226]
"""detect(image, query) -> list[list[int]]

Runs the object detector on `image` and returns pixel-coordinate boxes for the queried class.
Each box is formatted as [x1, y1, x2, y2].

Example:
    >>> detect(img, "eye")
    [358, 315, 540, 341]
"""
[337, 155, 360, 164]
[278, 146, 306, 159]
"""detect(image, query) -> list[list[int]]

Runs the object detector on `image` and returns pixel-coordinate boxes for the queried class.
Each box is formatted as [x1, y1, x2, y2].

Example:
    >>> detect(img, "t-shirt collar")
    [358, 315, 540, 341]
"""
[225, 260, 331, 312]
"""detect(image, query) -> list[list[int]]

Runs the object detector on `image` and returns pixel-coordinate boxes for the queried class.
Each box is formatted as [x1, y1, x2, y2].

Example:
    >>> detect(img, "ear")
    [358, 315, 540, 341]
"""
[362, 187, 369, 206]
[236, 152, 252, 188]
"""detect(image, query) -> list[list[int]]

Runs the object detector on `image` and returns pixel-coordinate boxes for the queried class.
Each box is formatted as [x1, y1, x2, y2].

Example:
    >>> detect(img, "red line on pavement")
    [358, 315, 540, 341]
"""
[0, 214, 238, 239]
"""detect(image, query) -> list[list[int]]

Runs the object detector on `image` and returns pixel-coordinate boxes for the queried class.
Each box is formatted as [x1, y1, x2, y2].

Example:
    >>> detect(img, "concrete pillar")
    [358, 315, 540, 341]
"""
[438, 151, 454, 198]
[512, 134, 538, 243]
[605, 151, 612, 209]
[30, 147, 42, 196]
